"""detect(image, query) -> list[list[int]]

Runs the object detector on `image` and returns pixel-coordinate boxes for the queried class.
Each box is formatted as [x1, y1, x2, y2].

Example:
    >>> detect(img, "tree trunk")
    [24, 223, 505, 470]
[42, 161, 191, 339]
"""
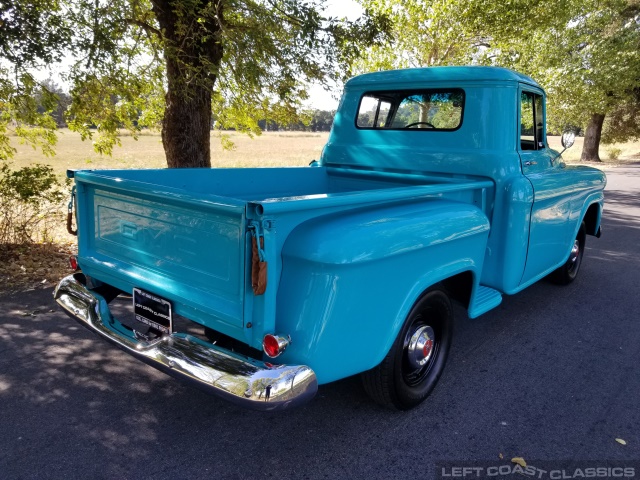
[580, 113, 605, 162]
[152, 0, 224, 168]
[162, 61, 213, 168]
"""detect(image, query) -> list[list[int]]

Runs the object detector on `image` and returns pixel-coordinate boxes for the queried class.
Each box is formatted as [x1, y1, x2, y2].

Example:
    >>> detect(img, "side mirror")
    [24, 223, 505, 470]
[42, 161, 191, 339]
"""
[561, 130, 576, 149]
[552, 130, 576, 167]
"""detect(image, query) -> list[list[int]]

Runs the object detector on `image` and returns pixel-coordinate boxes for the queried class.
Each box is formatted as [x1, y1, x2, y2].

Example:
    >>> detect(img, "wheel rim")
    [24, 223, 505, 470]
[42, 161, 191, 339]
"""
[407, 325, 435, 368]
[569, 239, 580, 263]
[568, 238, 582, 275]
[402, 312, 440, 387]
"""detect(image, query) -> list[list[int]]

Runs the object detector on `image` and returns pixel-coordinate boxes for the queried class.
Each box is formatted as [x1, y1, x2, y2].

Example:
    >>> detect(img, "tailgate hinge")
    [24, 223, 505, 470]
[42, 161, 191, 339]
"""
[248, 221, 267, 295]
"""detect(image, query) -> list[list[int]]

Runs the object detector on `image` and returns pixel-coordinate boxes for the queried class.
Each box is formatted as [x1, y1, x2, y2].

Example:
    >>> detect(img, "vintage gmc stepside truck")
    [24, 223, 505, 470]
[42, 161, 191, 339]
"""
[54, 66, 606, 411]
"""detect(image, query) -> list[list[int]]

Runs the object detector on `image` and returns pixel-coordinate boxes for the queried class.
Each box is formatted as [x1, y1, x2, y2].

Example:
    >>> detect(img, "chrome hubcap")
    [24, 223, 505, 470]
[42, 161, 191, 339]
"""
[407, 325, 435, 369]
[569, 239, 580, 264]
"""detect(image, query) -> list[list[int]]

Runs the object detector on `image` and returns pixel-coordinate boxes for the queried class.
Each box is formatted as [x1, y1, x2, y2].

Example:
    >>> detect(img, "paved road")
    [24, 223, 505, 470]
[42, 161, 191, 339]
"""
[1, 165, 639, 480]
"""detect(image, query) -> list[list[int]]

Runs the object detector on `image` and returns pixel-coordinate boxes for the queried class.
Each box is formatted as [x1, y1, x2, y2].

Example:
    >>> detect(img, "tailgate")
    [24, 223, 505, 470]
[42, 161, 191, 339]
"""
[75, 172, 247, 329]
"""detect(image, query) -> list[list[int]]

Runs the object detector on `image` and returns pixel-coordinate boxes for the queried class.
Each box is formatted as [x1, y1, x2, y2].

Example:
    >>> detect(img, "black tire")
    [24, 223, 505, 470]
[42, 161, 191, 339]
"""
[361, 288, 453, 410]
[550, 222, 586, 285]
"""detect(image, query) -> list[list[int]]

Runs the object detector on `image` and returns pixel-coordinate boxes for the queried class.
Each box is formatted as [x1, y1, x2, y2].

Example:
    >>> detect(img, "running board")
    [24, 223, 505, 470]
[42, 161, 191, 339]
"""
[468, 285, 502, 318]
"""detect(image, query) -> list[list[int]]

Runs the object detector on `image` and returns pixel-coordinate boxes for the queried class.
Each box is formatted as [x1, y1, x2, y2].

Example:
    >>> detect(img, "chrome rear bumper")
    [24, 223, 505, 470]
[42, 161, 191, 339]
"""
[53, 274, 317, 411]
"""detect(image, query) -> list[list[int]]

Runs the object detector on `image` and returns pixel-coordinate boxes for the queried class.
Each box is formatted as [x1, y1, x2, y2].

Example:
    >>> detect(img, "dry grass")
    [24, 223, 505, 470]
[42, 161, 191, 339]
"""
[9, 130, 329, 175]
[547, 136, 640, 168]
[0, 242, 77, 295]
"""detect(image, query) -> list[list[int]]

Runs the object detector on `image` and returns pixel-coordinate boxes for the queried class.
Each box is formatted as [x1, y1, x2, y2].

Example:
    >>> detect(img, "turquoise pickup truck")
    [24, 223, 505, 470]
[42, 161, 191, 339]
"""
[54, 66, 606, 411]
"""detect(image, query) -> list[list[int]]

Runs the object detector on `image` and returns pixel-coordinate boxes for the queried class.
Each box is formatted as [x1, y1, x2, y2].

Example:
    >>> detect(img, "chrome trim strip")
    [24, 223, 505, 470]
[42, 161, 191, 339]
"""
[53, 274, 317, 411]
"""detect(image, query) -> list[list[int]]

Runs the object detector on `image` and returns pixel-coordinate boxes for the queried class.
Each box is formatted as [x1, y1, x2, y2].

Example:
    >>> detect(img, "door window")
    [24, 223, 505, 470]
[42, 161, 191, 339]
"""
[520, 92, 545, 150]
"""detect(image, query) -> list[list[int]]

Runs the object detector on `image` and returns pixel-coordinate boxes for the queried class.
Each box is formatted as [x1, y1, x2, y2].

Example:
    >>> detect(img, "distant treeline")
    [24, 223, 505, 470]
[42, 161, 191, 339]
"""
[257, 110, 335, 132]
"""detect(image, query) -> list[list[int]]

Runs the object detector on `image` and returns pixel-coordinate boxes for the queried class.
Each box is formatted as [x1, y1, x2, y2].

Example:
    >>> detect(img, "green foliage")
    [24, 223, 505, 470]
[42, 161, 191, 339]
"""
[55, 0, 167, 155]
[602, 88, 640, 143]
[66, 70, 165, 155]
[0, 0, 390, 164]
[36, 79, 71, 128]
[0, 0, 72, 65]
[190, 0, 389, 139]
[0, 163, 66, 243]
[355, 0, 640, 150]
[310, 110, 335, 131]
[606, 146, 623, 160]
[0, 0, 69, 160]
[0, 70, 59, 161]
[478, 0, 640, 142]
[354, 0, 484, 71]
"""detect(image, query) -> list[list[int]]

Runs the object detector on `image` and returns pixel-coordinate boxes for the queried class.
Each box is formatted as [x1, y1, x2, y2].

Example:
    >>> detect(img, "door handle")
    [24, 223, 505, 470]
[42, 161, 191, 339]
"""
[524, 161, 537, 166]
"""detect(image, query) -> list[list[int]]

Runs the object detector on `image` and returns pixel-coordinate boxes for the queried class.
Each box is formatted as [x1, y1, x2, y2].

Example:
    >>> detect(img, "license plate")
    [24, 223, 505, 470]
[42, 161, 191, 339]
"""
[133, 288, 173, 334]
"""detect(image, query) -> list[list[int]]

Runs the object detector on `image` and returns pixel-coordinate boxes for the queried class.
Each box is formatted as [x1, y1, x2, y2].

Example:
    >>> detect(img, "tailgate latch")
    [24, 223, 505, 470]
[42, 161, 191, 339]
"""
[248, 221, 267, 295]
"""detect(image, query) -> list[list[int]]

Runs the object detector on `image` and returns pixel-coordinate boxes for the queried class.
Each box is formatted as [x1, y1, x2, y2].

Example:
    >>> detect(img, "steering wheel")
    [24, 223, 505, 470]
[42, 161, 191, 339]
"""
[404, 122, 435, 129]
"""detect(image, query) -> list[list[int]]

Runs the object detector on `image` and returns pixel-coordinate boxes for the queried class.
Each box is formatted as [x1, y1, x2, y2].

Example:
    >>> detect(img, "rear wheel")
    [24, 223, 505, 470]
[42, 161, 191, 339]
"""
[550, 222, 586, 285]
[362, 288, 453, 410]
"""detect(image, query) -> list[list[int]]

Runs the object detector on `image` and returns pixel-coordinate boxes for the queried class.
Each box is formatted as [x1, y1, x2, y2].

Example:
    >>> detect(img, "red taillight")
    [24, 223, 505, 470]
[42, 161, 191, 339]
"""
[69, 255, 79, 271]
[263, 334, 290, 358]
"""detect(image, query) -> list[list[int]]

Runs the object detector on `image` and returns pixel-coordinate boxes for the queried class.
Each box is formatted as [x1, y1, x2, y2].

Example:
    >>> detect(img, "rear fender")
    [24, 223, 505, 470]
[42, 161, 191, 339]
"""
[275, 200, 490, 384]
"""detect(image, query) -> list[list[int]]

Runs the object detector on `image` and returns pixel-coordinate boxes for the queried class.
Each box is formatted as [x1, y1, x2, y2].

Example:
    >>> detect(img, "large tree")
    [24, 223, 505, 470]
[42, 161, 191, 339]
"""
[0, 0, 388, 167]
[486, 0, 640, 162]
[354, 0, 485, 69]
[355, 0, 640, 162]
[0, 0, 69, 161]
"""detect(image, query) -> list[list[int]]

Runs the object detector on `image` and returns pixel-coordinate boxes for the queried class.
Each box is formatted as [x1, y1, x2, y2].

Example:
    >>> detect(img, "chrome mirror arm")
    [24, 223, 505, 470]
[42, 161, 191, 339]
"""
[551, 147, 568, 166]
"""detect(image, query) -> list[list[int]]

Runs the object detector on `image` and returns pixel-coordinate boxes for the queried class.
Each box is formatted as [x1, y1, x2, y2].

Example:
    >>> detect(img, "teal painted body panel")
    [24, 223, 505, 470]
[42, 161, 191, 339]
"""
[275, 200, 490, 383]
[67, 66, 606, 389]
[76, 173, 248, 340]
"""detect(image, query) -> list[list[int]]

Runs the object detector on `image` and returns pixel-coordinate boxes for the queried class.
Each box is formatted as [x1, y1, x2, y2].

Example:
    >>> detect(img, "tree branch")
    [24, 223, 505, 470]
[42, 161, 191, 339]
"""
[125, 18, 163, 39]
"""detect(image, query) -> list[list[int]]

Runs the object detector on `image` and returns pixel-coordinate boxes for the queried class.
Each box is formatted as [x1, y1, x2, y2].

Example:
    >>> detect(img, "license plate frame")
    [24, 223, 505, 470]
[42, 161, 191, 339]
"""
[133, 288, 173, 335]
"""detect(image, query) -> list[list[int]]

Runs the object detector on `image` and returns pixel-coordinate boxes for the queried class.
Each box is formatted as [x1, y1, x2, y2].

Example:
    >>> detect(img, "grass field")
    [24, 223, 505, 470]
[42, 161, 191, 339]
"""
[9, 129, 639, 175]
[546, 136, 639, 165]
[9, 130, 329, 176]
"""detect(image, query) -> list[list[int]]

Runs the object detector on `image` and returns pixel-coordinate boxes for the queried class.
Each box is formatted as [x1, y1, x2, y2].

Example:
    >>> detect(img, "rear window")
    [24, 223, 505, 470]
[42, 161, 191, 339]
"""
[356, 90, 464, 131]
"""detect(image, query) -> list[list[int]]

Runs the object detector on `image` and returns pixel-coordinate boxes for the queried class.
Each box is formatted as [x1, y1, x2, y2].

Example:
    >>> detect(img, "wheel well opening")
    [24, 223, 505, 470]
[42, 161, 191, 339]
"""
[441, 271, 473, 309]
[584, 204, 600, 236]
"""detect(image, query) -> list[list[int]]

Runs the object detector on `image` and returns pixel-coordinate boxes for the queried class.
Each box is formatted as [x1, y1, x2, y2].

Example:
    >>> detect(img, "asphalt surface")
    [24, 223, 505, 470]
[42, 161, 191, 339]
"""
[1, 164, 639, 480]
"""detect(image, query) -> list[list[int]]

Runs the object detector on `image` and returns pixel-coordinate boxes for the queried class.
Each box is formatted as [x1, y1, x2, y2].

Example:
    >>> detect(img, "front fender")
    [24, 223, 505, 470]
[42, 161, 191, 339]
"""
[568, 165, 606, 235]
[575, 192, 605, 237]
[275, 199, 490, 384]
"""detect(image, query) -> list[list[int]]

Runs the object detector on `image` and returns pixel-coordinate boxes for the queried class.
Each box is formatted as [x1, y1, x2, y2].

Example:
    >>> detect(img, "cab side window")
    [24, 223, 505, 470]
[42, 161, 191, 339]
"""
[520, 92, 545, 151]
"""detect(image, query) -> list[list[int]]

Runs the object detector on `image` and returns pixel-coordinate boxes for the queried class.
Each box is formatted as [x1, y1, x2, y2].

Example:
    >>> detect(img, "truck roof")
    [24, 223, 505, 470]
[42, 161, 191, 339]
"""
[346, 66, 541, 89]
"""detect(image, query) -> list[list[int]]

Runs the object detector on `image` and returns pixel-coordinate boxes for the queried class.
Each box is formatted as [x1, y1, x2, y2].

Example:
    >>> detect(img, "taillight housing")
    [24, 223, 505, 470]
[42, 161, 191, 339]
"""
[69, 255, 79, 271]
[263, 334, 290, 358]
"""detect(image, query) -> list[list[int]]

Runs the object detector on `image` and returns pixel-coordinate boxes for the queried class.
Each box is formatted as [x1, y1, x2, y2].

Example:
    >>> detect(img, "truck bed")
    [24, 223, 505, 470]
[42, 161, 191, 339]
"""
[73, 166, 493, 349]
[75, 165, 472, 199]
